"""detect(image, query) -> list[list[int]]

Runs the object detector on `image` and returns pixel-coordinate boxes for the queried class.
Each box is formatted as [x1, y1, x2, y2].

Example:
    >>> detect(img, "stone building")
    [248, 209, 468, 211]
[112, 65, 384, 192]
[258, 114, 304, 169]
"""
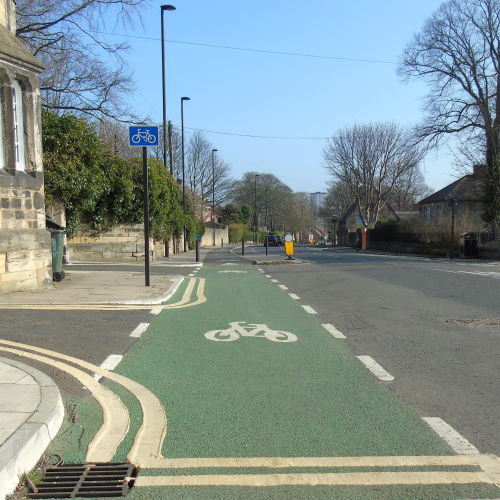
[418, 165, 487, 232]
[0, 0, 52, 291]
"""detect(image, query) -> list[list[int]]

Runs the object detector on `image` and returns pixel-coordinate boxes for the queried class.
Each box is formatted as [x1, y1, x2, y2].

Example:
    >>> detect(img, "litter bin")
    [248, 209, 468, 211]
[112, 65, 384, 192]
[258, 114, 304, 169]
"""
[459, 232, 478, 258]
[50, 229, 66, 281]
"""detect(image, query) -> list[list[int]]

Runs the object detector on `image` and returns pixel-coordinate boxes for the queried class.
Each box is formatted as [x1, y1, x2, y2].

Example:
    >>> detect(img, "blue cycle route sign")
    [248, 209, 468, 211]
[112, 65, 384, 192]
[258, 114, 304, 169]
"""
[129, 126, 159, 147]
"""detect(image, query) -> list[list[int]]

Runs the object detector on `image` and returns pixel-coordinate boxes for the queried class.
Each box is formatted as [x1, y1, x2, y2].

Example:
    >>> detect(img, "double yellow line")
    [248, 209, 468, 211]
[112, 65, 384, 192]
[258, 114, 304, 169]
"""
[0, 277, 206, 311]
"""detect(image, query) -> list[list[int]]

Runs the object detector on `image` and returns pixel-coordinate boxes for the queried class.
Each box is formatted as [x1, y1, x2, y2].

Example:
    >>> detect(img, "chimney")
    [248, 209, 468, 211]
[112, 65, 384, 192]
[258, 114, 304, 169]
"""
[472, 164, 486, 177]
[0, 0, 16, 34]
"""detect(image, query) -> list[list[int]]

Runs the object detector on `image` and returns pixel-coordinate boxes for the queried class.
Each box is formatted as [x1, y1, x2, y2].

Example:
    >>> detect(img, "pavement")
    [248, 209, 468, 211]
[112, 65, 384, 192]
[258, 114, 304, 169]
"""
[0, 248, 209, 499]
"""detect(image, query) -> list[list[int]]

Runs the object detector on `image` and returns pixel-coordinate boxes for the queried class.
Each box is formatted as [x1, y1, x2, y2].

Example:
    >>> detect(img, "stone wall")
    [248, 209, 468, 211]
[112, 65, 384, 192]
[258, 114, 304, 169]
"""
[200, 225, 228, 247]
[68, 224, 154, 262]
[0, 3, 51, 291]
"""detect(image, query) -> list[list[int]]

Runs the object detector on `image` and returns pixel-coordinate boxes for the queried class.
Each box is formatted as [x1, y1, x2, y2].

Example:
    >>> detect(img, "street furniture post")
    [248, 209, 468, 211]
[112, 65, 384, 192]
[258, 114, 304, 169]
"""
[129, 125, 159, 287]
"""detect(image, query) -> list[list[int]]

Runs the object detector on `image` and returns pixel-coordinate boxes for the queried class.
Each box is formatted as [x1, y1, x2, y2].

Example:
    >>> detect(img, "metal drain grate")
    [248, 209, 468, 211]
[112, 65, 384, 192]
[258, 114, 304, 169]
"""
[27, 462, 137, 498]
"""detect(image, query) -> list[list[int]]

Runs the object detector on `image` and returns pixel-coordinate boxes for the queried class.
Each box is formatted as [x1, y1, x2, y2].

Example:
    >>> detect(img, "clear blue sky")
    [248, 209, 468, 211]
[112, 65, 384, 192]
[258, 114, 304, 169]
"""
[103, 0, 458, 194]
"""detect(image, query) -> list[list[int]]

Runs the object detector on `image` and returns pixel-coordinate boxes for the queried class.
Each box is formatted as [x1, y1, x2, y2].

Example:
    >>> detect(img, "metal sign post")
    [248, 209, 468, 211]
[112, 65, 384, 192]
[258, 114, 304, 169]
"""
[129, 126, 159, 287]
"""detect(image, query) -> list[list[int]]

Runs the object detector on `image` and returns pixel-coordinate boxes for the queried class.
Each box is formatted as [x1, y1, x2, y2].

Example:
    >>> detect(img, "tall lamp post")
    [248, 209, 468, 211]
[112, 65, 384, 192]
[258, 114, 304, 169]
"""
[212, 148, 218, 246]
[181, 96, 190, 252]
[253, 174, 259, 243]
[160, 4, 176, 169]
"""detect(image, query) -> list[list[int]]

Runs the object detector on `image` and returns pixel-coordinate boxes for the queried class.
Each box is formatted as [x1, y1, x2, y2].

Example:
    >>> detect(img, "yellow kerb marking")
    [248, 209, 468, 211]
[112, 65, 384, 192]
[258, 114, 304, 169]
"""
[0, 339, 167, 465]
[135, 471, 493, 487]
[0, 345, 130, 462]
[141, 455, 490, 469]
[0, 277, 206, 311]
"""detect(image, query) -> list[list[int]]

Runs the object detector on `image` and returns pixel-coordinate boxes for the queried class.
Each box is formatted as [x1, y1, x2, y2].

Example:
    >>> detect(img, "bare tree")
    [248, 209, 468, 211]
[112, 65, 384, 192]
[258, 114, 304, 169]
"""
[323, 122, 424, 228]
[389, 167, 431, 209]
[16, 0, 148, 121]
[399, 0, 500, 226]
[323, 180, 356, 218]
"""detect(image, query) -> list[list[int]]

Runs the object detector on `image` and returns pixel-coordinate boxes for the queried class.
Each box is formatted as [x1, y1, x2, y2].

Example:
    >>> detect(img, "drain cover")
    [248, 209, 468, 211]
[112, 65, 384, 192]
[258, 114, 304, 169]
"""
[27, 462, 137, 498]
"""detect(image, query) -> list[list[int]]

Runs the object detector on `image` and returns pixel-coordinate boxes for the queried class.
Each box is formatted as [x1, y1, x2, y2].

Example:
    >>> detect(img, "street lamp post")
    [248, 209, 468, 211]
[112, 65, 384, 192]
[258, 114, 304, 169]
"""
[212, 149, 218, 246]
[181, 96, 190, 252]
[160, 4, 176, 170]
[253, 174, 259, 243]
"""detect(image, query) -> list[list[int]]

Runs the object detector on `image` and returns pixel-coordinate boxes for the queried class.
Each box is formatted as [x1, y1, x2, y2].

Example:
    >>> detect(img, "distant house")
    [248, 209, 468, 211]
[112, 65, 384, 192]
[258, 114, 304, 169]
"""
[418, 165, 487, 231]
[337, 202, 400, 245]
[0, 0, 52, 291]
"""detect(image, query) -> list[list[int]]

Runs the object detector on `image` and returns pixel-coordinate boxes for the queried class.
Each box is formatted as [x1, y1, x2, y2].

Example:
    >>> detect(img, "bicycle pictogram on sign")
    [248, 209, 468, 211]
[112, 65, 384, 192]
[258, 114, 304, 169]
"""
[204, 321, 297, 343]
[128, 125, 159, 147]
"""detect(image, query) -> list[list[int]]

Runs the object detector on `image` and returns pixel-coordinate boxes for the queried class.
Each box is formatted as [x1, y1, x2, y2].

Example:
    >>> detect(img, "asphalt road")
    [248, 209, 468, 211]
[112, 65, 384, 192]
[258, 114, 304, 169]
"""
[246, 245, 500, 455]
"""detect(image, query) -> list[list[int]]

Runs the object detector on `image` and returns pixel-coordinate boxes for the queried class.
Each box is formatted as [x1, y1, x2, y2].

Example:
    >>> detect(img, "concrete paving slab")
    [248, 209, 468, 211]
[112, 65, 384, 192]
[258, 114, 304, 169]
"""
[0, 358, 64, 500]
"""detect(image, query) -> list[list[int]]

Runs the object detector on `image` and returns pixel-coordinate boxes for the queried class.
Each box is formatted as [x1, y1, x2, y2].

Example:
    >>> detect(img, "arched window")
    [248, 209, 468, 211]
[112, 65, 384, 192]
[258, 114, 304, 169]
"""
[12, 79, 25, 171]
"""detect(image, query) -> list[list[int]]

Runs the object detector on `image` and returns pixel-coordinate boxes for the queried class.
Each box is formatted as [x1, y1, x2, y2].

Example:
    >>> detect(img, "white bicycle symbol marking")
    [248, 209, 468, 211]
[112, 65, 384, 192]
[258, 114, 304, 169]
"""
[131, 128, 157, 144]
[204, 321, 297, 343]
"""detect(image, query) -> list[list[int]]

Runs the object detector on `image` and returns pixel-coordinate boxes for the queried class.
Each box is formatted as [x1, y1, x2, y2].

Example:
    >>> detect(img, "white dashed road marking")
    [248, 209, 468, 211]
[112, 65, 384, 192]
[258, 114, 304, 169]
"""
[422, 417, 480, 455]
[356, 356, 394, 381]
[150, 307, 162, 315]
[322, 323, 347, 339]
[288, 293, 300, 300]
[271, 279, 279, 283]
[130, 322, 150, 338]
[265, 274, 272, 278]
[94, 354, 123, 382]
[302, 305, 317, 315]
[278, 285, 288, 290]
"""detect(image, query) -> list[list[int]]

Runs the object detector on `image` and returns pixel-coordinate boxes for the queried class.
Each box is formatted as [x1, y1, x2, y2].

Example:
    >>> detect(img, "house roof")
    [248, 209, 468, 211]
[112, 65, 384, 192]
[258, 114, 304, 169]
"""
[418, 174, 485, 205]
[0, 24, 45, 73]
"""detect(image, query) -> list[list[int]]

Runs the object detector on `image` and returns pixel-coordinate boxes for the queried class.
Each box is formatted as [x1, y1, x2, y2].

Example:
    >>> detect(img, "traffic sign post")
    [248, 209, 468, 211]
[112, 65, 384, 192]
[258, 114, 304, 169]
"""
[129, 126, 159, 286]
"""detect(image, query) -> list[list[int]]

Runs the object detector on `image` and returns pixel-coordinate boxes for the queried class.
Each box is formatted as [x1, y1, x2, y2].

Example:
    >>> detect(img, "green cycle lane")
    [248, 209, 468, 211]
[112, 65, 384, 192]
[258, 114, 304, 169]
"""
[64, 265, 499, 499]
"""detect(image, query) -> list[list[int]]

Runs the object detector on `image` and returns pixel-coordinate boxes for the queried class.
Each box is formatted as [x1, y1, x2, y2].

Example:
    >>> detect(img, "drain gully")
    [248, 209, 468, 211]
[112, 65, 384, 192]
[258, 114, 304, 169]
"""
[27, 462, 137, 498]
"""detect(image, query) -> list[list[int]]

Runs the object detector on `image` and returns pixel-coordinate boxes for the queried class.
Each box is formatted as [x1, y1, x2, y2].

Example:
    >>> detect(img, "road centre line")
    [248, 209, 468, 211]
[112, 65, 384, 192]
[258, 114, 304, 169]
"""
[322, 323, 347, 339]
[430, 268, 500, 279]
[302, 305, 317, 314]
[288, 293, 300, 300]
[422, 417, 480, 455]
[278, 284, 288, 290]
[94, 354, 123, 382]
[130, 323, 150, 338]
[356, 356, 394, 381]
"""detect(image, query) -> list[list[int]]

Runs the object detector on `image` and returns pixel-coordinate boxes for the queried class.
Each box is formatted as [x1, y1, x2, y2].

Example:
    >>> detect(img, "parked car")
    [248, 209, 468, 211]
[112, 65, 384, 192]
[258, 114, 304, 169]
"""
[265, 234, 281, 246]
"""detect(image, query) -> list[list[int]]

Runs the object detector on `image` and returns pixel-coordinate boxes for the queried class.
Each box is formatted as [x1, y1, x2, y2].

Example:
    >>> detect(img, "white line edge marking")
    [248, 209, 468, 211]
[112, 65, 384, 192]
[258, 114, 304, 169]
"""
[356, 355, 394, 381]
[150, 307, 162, 315]
[422, 417, 480, 455]
[188, 273, 195, 277]
[265, 274, 272, 278]
[270, 279, 279, 283]
[288, 293, 300, 300]
[322, 323, 346, 339]
[278, 284, 288, 290]
[130, 322, 150, 338]
[93, 354, 123, 382]
[302, 305, 317, 315]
